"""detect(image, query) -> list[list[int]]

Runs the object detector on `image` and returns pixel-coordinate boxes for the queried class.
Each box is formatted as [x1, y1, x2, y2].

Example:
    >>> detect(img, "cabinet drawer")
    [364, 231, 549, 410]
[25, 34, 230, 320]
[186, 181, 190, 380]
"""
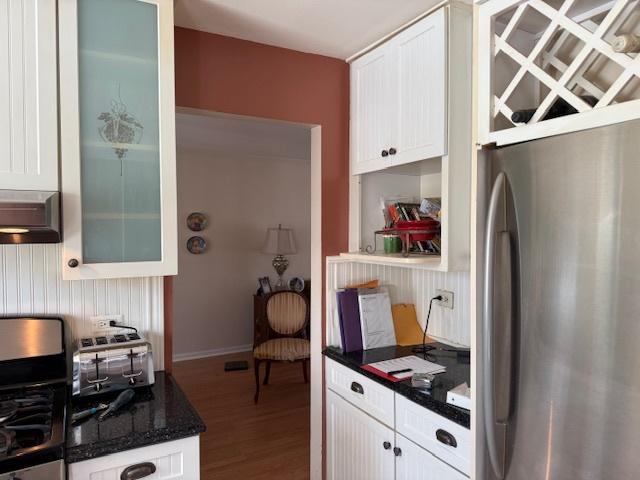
[396, 395, 470, 475]
[325, 358, 395, 428]
[68, 436, 200, 479]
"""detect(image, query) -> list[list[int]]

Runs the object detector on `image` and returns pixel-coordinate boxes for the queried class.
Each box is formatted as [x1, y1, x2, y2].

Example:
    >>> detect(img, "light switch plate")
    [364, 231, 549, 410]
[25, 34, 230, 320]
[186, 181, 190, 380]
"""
[435, 289, 454, 309]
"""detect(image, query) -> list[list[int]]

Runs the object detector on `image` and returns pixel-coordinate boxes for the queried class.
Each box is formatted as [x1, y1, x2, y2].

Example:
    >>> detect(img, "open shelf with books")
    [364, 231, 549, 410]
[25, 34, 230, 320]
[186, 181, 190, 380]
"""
[347, 155, 470, 272]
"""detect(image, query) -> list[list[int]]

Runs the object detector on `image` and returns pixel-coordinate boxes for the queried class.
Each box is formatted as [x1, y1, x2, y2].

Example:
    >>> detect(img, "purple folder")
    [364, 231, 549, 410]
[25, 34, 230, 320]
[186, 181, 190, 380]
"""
[337, 289, 363, 353]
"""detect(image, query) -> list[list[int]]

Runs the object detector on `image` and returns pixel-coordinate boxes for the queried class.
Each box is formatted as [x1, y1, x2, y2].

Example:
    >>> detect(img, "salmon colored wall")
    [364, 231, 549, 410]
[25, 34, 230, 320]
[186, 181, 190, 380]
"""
[170, 29, 348, 477]
[173, 27, 350, 263]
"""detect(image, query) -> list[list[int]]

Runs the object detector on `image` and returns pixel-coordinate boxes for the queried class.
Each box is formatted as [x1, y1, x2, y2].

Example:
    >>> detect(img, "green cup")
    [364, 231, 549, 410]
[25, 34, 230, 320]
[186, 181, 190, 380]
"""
[383, 235, 402, 253]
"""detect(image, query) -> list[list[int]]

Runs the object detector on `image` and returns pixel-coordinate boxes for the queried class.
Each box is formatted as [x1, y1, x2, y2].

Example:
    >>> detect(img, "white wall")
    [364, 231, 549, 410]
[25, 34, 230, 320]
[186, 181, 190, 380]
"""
[173, 113, 311, 360]
[326, 258, 470, 348]
[0, 244, 164, 368]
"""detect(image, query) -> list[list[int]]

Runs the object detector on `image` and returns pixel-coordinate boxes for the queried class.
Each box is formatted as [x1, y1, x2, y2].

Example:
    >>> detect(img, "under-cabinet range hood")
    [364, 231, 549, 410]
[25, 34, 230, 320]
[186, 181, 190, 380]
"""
[0, 190, 61, 244]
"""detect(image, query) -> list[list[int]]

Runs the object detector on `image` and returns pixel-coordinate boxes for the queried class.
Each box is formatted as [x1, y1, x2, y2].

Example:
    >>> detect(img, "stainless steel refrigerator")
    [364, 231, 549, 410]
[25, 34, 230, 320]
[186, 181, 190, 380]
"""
[482, 120, 640, 480]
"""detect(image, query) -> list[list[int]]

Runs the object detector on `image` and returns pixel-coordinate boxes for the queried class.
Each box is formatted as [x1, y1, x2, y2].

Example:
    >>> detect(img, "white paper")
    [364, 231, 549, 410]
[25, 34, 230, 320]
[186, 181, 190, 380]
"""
[366, 355, 446, 379]
[358, 289, 396, 349]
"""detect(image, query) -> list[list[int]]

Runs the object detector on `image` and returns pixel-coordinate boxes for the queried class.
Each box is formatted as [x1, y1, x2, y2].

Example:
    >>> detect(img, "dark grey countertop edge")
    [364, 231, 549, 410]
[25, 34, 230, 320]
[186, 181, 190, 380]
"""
[65, 426, 205, 464]
[323, 348, 470, 429]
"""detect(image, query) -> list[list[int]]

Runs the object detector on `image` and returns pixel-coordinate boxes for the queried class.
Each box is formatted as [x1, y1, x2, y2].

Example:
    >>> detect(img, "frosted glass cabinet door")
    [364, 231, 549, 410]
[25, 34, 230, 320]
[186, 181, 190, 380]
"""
[59, 0, 177, 280]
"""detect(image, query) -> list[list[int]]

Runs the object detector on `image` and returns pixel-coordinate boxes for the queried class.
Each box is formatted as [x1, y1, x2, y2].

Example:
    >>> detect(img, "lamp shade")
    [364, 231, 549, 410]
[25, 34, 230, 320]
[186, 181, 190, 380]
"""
[262, 224, 297, 255]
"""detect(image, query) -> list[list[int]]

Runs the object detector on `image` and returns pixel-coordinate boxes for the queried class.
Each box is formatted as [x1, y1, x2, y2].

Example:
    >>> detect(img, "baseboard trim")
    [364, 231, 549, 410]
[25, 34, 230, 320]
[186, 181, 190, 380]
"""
[173, 344, 253, 362]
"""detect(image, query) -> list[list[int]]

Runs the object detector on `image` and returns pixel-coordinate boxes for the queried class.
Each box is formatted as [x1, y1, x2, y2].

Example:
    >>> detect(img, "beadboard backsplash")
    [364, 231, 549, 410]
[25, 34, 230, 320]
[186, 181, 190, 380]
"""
[326, 257, 470, 347]
[0, 244, 164, 369]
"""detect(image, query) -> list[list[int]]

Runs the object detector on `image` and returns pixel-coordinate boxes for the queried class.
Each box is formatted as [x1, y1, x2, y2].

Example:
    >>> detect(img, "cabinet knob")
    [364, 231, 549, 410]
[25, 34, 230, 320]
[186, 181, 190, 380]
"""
[381, 149, 389, 157]
[383, 441, 391, 450]
[393, 447, 402, 457]
[389, 147, 397, 155]
[436, 428, 457, 448]
[121, 462, 157, 480]
[68, 258, 79, 268]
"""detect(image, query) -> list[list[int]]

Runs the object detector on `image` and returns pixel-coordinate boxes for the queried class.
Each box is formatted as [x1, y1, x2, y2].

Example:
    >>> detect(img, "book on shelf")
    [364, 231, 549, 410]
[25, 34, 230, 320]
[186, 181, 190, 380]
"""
[335, 285, 396, 351]
[378, 196, 443, 254]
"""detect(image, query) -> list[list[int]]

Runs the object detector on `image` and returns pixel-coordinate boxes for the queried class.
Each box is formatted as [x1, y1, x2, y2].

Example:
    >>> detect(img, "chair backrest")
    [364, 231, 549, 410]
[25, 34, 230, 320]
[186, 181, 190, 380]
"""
[266, 291, 308, 335]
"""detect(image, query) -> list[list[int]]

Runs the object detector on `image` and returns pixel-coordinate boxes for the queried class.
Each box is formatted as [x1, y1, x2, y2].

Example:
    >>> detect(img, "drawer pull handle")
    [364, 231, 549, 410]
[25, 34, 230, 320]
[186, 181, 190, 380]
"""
[351, 382, 364, 395]
[381, 149, 389, 157]
[393, 447, 402, 457]
[389, 147, 397, 155]
[121, 462, 157, 480]
[436, 429, 457, 448]
[350, 381, 364, 394]
[383, 441, 391, 450]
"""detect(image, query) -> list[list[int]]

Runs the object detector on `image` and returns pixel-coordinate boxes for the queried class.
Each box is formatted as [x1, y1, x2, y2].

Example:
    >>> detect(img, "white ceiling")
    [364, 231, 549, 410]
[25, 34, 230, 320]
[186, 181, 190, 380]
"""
[174, 0, 444, 60]
[176, 111, 311, 161]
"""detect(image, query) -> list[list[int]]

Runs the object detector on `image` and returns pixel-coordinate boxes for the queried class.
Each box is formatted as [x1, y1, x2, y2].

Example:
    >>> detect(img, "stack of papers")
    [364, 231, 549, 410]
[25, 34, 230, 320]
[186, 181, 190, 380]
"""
[361, 355, 446, 382]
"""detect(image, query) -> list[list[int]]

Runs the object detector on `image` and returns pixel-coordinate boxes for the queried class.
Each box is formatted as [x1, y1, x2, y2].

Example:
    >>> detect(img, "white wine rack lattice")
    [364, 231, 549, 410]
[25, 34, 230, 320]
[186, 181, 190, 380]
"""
[478, 0, 640, 145]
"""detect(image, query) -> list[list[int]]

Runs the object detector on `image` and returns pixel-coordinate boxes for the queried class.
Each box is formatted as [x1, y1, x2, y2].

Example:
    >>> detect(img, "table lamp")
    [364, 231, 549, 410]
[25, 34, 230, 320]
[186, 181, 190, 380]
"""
[262, 224, 297, 290]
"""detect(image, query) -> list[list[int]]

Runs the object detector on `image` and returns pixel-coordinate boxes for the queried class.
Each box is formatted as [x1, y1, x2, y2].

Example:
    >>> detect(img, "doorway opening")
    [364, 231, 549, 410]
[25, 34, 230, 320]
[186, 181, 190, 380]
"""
[170, 108, 321, 479]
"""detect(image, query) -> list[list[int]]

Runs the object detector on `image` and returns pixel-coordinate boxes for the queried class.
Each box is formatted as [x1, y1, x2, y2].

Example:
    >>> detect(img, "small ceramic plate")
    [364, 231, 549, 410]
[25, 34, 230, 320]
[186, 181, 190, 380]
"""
[289, 276, 305, 293]
[187, 212, 208, 232]
[187, 236, 207, 254]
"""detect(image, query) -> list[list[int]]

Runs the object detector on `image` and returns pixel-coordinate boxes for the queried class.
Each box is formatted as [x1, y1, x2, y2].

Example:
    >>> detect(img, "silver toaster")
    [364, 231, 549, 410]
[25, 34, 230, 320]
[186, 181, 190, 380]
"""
[72, 332, 155, 397]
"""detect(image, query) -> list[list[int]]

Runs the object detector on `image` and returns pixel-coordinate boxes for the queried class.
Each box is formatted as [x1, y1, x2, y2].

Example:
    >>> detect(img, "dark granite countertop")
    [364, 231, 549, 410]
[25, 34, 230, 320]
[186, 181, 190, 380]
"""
[323, 343, 471, 429]
[66, 371, 206, 463]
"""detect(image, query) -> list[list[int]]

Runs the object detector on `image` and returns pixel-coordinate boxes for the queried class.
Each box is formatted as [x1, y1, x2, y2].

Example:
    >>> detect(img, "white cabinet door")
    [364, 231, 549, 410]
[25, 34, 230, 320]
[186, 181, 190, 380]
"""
[327, 389, 395, 480]
[350, 45, 393, 175]
[68, 436, 200, 479]
[395, 434, 467, 480]
[0, 0, 58, 191]
[390, 7, 447, 168]
[59, 0, 177, 280]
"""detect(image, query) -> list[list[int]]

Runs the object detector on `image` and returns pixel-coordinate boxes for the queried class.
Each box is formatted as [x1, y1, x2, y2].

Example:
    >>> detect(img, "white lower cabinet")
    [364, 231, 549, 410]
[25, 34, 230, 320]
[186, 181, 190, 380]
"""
[395, 434, 466, 480]
[326, 358, 470, 479]
[67, 436, 200, 480]
[327, 389, 395, 480]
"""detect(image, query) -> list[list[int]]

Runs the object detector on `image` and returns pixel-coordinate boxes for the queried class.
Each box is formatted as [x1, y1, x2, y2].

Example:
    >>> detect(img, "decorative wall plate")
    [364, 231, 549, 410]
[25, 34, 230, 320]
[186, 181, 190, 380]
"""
[289, 277, 305, 293]
[187, 212, 208, 232]
[187, 236, 207, 254]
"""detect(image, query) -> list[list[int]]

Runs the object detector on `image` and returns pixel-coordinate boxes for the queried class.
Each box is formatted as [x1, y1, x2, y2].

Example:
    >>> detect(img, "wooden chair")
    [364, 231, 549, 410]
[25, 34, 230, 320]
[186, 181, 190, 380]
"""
[253, 291, 309, 403]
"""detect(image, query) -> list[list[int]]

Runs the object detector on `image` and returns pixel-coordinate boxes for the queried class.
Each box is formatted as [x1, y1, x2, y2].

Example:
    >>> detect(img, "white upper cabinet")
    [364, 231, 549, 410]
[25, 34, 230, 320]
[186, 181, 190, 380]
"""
[345, 4, 472, 271]
[0, 0, 58, 191]
[477, 0, 640, 146]
[392, 8, 447, 168]
[59, 0, 177, 280]
[351, 45, 394, 175]
[350, 7, 448, 175]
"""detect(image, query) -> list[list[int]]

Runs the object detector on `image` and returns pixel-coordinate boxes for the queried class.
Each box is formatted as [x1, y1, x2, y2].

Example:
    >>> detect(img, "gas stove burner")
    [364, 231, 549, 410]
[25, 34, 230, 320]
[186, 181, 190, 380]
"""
[0, 317, 66, 477]
[0, 401, 17, 424]
[0, 429, 15, 456]
[0, 386, 62, 465]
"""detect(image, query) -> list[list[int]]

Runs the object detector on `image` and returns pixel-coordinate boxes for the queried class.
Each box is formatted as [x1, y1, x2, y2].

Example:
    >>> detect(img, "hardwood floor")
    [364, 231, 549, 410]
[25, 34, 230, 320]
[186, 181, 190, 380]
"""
[172, 351, 310, 480]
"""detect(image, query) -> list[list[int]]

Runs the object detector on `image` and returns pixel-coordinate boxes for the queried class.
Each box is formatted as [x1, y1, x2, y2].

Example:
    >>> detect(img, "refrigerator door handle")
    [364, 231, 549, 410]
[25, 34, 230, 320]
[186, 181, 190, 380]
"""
[483, 172, 506, 479]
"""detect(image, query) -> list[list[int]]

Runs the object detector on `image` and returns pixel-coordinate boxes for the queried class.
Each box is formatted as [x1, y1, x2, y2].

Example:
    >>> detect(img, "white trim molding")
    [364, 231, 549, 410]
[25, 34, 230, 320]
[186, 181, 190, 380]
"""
[172, 344, 253, 362]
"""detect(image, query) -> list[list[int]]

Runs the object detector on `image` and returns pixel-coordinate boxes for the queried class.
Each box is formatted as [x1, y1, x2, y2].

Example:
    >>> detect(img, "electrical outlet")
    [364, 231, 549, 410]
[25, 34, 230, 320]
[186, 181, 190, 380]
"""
[91, 314, 123, 333]
[435, 289, 454, 309]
